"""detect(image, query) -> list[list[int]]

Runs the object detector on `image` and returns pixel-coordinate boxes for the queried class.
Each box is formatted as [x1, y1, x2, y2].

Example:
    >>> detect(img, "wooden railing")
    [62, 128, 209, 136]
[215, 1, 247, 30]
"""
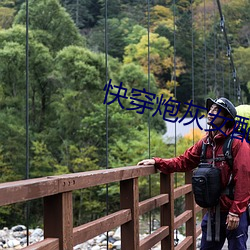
[0, 165, 204, 250]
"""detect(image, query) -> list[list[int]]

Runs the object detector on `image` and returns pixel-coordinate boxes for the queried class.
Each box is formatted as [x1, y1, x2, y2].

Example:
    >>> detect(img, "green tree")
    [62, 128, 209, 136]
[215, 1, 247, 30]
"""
[0, 112, 26, 180]
[107, 126, 174, 210]
[30, 141, 57, 177]
[0, 39, 28, 180]
[61, 0, 101, 28]
[124, 31, 185, 96]
[87, 17, 137, 60]
[234, 46, 250, 102]
[14, 0, 84, 52]
[0, 6, 15, 29]
[0, 25, 55, 132]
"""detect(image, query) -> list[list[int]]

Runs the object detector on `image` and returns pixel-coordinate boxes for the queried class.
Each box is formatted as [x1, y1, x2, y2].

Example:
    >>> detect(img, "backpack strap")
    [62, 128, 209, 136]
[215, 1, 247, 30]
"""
[223, 135, 234, 170]
[200, 142, 221, 242]
[200, 142, 208, 163]
[222, 134, 242, 200]
[201, 134, 236, 168]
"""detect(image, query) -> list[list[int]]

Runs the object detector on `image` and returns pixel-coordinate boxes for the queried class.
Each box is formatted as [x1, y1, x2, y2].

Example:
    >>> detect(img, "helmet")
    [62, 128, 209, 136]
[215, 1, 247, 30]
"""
[206, 97, 237, 119]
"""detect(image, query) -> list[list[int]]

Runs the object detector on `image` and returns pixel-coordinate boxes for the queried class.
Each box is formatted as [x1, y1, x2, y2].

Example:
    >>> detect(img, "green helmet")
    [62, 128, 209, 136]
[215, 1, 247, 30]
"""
[235, 105, 250, 138]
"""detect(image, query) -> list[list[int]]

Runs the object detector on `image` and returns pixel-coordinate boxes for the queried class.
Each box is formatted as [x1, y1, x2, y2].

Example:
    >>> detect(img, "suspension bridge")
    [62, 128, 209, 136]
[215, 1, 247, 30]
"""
[1, 164, 249, 249]
[0, 165, 205, 250]
[0, 0, 249, 249]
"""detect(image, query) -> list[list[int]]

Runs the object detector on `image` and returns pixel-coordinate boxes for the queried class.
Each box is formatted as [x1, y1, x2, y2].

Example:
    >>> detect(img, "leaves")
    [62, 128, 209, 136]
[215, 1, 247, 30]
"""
[14, 0, 84, 51]
[0, 7, 15, 29]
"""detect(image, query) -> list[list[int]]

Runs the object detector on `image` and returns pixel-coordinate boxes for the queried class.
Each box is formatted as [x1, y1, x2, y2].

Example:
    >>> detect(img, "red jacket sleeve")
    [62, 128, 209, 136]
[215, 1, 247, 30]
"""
[229, 139, 250, 215]
[153, 139, 203, 174]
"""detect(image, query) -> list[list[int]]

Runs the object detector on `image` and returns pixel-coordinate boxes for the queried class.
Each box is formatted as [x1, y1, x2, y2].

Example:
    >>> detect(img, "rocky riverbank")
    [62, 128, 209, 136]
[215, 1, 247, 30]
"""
[0, 225, 43, 249]
[0, 225, 188, 249]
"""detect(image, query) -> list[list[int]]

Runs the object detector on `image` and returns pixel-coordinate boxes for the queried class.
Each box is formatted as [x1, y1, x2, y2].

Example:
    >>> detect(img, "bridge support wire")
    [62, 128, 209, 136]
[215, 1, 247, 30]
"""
[147, 0, 152, 235]
[215, 0, 242, 104]
[25, 0, 30, 246]
[105, 0, 110, 249]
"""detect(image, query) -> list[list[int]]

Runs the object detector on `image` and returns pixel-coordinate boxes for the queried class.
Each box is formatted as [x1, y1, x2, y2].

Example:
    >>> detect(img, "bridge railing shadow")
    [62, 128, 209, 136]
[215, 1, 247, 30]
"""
[0, 165, 204, 250]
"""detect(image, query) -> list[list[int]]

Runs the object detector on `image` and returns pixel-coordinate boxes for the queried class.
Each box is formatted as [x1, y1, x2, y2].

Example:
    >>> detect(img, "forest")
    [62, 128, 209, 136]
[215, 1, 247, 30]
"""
[0, 0, 249, 228]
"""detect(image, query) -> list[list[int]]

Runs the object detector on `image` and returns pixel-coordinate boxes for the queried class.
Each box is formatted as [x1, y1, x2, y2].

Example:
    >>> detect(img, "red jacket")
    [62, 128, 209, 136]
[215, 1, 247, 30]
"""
[154, 128, 250, 216]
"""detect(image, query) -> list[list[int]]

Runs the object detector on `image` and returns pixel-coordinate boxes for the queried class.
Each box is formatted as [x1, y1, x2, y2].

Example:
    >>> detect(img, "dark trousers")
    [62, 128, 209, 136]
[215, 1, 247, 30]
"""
[200, 210, 249, 250]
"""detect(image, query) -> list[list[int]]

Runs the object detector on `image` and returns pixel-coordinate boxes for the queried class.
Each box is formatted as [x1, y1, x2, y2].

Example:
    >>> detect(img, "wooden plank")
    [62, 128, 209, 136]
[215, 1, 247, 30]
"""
[195, 204, 203, 213]
[73, 209, 131, 245]
[44, 192, 73, 250]
[0, 165, 156, 206]
[22, 238, 59, 250]
[161, 173, 174, 250]
[139, 194, 169, 216]
[0, 177, 59, 206]
[196, 226, 202, 237]
[120, 178, 140, 250]
[174, 184, 192, 199]
[185, 172, 196, 250]
[174, 210, 192, 229]
[140, 226, 169, 250]
[175, 236, 193, 250]
[58, 165, 156, 192]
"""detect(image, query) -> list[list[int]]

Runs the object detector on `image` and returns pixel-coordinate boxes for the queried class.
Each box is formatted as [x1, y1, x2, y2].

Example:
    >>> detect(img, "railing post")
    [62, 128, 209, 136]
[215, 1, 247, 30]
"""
[185, 171, 196, 250]
[44, 192, 73, 250]
[160, 173, 174, 250]
[120, 178, 139, 250]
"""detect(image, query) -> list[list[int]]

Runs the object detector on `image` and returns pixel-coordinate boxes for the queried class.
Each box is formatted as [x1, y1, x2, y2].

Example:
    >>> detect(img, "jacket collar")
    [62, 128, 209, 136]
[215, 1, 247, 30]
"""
[205, 127, 234, 144]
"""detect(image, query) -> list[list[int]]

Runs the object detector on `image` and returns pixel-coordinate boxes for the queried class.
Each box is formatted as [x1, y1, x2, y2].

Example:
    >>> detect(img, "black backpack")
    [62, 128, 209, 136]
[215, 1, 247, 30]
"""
[192, 135, 234, 208]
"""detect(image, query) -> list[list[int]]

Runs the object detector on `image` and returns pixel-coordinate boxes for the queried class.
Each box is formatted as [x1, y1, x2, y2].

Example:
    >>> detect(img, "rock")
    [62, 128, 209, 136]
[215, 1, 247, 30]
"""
[113, 227, 120, 240]
[30, 228, 43, 238]
[0, 230, 7, 238]
[108, 236, 116, 243]
[107, 231, 114, 237]
[20, 237, 27, 245]
[7, 239, 20, 247]
[87, 238, 94, 245]
[73, 243, 87, 249]
[95, 234, 106, 243]
[113, 240, 121, 249]
[0, 224, 188, 249]
[11, 226, 26, 232]
[91, 245, 101, 250]
[100, 240, 107, 246]
[12, 232, 25, 238]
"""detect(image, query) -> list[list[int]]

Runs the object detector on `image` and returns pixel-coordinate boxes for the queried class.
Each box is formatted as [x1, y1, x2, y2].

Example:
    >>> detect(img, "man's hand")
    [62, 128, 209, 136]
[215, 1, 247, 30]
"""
[137, 159, 155, 166]
[226, 213, 240, 230]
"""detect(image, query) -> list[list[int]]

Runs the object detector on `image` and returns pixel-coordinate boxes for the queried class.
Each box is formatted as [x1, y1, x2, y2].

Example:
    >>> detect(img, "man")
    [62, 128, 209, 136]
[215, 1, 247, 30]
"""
[138, 97, 250, 250]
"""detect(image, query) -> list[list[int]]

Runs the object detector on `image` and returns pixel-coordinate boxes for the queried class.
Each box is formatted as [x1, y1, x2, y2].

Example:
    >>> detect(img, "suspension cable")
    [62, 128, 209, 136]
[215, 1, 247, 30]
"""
[172, 0, 179, 245]
[147, 0, 152, 234]
[191, 0, 195, 145]
[204, 0, 207, 102]
[213, 0, 217, 95]
[218, 27, 225, 96]
[105, 0, 109, 248]
[25, 0, 30, 245]
[76, 0, 79, 27]
[215, 0, 242, 104]
[173, 1, 176, 159]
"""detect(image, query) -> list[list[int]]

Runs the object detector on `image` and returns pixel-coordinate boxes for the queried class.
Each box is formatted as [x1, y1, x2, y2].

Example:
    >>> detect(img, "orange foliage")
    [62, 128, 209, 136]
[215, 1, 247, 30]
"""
[183, 128, 205, 142]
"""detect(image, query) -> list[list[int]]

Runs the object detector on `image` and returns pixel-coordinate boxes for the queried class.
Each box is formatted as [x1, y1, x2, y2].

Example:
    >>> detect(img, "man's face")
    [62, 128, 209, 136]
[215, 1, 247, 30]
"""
[207, 104, 226, 126]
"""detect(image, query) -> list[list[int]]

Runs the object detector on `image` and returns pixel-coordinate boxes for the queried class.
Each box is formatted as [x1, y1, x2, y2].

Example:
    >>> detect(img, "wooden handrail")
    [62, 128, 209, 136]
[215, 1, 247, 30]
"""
[0, 165, 156, 206]
[0, 165, 203, 250]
